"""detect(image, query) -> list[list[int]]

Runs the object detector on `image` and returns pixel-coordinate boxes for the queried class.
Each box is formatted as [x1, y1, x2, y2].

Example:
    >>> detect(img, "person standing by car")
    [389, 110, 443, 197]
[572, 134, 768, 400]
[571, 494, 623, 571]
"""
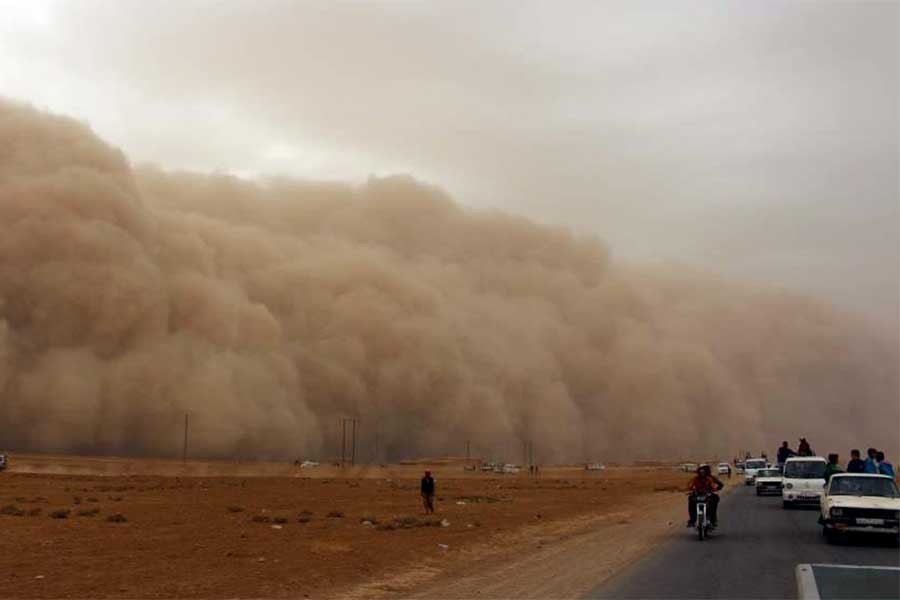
[846, 449, 866, 473]
[797, 438, 813, 457]
[421, 470, 436, 514]
[876, 451, 894, 479]
[823, 453, 842, 482]
[864, 448, 880, 474]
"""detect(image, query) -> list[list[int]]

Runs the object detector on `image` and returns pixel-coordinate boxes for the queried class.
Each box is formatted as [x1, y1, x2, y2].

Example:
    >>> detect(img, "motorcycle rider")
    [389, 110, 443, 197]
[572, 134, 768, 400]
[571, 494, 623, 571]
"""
[687, 464, 724, 529]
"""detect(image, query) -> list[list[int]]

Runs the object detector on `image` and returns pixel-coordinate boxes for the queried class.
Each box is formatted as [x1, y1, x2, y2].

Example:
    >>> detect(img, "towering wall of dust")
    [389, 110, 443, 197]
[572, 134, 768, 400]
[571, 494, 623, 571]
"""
[1, 100, 897, 462]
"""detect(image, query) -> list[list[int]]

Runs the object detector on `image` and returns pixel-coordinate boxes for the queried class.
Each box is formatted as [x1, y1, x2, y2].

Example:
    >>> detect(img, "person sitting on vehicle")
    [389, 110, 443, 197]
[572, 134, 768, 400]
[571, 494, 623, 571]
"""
[687, 465, 724, 528]
[876, 451, 895, 479]
[846, 449, 866, 473]
[776, 441, 796, 466]
[823, 453, 842, 482]
[797, 438, 813, 457]
[864, 448, 880, 474]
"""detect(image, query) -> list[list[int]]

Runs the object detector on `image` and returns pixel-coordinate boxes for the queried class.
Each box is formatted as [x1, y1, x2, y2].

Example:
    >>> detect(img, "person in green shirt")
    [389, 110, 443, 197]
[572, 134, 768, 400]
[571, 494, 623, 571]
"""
[823, 453, 842, 482]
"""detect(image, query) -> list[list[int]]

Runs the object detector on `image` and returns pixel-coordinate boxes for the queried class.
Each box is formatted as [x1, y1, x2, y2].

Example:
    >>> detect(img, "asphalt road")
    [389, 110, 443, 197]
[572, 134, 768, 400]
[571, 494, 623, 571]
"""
[589, 484, 900, 599]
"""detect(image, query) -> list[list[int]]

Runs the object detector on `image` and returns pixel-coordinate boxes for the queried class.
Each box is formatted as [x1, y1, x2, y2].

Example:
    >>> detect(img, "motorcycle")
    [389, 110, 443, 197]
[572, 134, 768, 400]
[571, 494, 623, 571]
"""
[695, 493, 711, 541]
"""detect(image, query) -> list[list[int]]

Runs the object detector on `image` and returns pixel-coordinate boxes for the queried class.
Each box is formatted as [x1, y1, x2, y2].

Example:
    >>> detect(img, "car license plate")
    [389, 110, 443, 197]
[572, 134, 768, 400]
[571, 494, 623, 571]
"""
[856, 517, 884, 525]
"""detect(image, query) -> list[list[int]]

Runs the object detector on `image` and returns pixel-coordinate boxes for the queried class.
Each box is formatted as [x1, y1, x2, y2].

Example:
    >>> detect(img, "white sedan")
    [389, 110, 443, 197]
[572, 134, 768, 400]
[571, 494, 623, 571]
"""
[820, 473, 900, 543]
[754, 468, 783, 496]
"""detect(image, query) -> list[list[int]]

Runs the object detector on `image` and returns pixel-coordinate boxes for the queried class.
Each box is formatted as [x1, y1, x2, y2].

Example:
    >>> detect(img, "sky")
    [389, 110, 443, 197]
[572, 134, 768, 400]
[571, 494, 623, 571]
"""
[1, 0, 897, 327]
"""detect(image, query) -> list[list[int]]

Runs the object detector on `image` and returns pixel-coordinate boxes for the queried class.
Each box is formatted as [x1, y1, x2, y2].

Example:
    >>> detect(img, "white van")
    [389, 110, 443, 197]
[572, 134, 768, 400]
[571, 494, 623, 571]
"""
[782, 456, 827, 508]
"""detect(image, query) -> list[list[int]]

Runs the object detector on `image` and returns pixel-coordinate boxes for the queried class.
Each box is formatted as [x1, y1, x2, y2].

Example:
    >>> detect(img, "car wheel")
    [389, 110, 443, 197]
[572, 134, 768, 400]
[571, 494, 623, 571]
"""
[782, 501, 791, 509]
[755, 488, 761, 496]
[823, 527, 838, 544]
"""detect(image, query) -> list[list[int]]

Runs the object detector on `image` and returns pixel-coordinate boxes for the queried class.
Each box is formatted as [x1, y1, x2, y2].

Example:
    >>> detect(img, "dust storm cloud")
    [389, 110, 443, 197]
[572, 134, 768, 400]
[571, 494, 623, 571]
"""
[0, 100, 896, 462]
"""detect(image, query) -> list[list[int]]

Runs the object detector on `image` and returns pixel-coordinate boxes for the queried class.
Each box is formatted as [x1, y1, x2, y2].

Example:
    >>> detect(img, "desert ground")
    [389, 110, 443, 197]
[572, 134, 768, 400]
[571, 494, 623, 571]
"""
[0, 455, 699, 599]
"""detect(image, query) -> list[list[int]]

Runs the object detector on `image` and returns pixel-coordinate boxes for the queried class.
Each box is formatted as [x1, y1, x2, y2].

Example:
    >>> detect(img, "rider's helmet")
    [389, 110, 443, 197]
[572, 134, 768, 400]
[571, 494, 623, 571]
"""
[697, 464, 711, 475]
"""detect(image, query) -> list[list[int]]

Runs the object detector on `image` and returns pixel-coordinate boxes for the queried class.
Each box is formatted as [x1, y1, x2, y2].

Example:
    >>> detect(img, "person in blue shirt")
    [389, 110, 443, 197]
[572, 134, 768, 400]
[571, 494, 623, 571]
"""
[876, 451, 894, 479]
[864, 447, 880, 474]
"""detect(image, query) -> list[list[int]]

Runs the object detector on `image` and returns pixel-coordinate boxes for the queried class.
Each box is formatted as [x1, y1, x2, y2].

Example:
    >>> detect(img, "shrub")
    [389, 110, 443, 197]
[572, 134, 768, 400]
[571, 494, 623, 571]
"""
[226, 506, 244, 513]
[0, 505, 25, 516]
[297, 516, 311, 524]
[50, 509, 71, 519]
[273, 516, 288, 524]
[326, 510, 345, 518]
[396, 515, 420, 528]
[106, 513, 128, 523]
[251, 515, 271, 523]
[78, 508, 101, 517]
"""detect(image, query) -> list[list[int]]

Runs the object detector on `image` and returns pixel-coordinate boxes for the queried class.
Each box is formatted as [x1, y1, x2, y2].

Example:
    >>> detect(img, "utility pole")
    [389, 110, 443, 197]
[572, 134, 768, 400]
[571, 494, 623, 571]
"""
[374, 429, 379, 465]
[182, 413, 189, 463]
[339, 417, 358, 467]
[351, 418, 357, 466]
[340, 418, 347, 466]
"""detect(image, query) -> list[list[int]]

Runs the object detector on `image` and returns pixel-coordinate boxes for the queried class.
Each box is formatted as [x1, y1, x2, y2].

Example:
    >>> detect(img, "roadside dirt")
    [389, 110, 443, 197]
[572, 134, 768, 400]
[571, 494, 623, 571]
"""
[0, 455, 694, 598]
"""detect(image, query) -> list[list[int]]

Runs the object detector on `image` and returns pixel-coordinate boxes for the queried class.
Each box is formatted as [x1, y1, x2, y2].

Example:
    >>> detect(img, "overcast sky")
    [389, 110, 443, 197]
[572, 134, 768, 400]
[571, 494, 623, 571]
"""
[2, 0, 897, 327]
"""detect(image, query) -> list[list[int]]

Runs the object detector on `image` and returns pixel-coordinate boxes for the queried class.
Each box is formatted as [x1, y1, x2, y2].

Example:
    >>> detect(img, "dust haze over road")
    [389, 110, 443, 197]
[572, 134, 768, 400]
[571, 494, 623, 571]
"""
[0, 99, 897, 462]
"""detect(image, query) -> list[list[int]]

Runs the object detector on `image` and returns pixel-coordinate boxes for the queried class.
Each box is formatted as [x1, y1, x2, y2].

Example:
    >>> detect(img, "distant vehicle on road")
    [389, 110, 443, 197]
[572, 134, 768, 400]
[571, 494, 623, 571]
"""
[0, 454, 6, 471]
[743, 458, 768, 485]
[717, 463, 731, 475]
[682, 462, 698, 473]
[502, 464, 520, 474]
[299, 460, 319, 468]
[755, 468, 783, 496]
[735, 461, 745, 474]
[480, 463, 495, 472]
[782, 456, 827, 508]
[585, 463, 606, 471]
[819, 473, 900, 543]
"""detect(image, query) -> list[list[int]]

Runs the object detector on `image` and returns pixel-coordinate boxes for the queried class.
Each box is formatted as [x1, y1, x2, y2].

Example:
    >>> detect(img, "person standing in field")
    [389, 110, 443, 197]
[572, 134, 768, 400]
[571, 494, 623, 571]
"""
[421, 470, 435, 514]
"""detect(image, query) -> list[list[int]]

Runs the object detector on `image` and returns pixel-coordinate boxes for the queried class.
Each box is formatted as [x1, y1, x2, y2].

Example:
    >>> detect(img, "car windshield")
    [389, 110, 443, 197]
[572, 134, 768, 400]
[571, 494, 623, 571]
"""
[746, 460, 766, 469]
[784, 461, 826, 479]
[757, 469, 780, 477]
[829, 477, 899, 498]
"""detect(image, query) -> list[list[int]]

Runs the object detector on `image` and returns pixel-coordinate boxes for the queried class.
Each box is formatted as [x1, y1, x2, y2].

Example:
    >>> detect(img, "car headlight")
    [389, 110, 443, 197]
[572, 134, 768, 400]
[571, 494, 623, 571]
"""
[830, 508, 843, 517]
[784, 483, 793, 490]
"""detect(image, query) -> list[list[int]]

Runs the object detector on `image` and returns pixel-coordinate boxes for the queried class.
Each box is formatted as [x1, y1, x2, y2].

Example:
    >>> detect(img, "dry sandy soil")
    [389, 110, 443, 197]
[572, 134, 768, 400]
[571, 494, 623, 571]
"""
[0, 454, 698, 599]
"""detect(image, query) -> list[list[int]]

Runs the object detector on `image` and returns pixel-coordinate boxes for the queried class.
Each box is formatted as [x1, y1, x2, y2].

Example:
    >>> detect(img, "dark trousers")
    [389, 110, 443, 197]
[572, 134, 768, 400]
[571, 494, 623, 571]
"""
[422, 493, 435, 513]
[688, 493, 719, 524]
